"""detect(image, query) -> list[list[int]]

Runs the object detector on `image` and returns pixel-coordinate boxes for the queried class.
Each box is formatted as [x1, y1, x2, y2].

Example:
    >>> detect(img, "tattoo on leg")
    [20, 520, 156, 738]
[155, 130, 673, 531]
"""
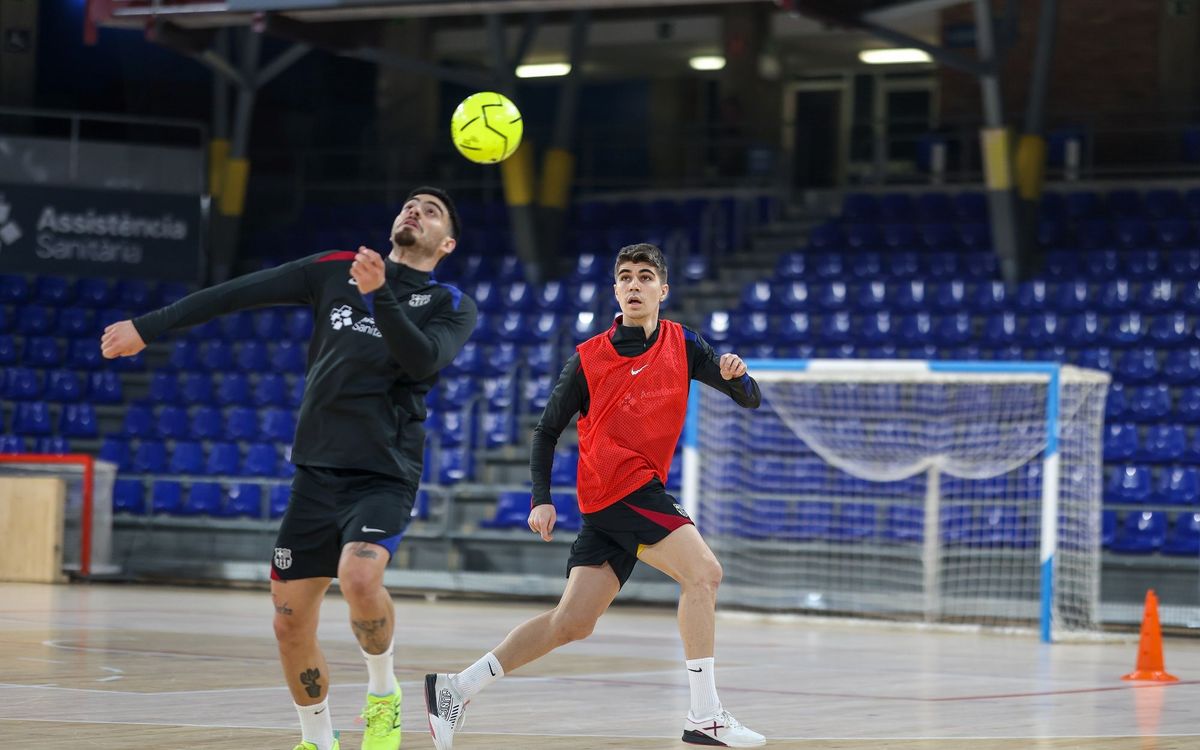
[352, 617, 391, 652]
[352, 544, 379, 559]
[274, 600, 293, 615]
[299, 668, 323, 698]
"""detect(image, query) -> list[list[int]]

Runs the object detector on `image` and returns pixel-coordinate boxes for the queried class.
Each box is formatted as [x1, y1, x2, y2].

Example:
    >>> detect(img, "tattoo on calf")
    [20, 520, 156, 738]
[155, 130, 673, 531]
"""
[299, 668, 322, 698]
[352, 617, 391, 651]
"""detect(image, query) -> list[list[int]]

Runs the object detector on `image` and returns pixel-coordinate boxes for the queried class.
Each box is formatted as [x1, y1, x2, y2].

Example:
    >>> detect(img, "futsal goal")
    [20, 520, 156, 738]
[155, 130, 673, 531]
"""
[681, 360, 1110, 642]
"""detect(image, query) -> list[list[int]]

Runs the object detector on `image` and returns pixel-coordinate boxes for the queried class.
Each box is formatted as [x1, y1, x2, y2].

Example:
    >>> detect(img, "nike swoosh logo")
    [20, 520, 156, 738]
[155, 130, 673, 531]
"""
[314, 707, 326, 714]
[349, 278, 358, 285]
[631, 365, 649, 375]
[688, 667, 703, 672]
[361, 526, 387, 534]
[488, 663, 496, 676]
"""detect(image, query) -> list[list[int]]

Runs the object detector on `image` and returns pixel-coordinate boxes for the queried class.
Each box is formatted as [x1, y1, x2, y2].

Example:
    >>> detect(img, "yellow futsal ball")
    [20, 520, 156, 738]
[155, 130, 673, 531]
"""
[450, 91, 524, 164]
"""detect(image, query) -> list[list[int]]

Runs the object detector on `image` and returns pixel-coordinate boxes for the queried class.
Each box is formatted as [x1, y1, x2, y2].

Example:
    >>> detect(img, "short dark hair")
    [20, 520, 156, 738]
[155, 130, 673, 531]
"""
[407, 186, 461, 239]
[614, 243, 667, 282]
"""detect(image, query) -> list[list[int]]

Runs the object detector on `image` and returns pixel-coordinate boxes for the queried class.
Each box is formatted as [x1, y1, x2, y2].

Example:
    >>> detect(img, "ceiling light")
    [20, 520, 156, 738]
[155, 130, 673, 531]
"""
[689, 55, 726, 71]
[858, 48, 933, 65]
[516, 62, 571, 78]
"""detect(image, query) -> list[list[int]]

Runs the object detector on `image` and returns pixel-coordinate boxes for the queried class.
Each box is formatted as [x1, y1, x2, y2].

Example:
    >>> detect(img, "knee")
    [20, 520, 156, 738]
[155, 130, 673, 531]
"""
[273, 607, 315, 647]
[684, 558, 723, 597]
[550, 609, 598, 644]
[337, 562, 383, 604]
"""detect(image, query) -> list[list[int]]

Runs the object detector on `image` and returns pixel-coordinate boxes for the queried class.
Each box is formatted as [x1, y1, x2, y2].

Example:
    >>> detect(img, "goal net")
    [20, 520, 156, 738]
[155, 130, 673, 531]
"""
[0, 454, 118, 578]
[682, 361, 1110, 641]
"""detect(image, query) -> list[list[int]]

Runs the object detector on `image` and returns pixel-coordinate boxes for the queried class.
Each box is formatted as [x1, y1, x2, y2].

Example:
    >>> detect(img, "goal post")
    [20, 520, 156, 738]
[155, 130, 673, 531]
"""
[0, 453, 117, 578]
[682, 360, 1110, 642]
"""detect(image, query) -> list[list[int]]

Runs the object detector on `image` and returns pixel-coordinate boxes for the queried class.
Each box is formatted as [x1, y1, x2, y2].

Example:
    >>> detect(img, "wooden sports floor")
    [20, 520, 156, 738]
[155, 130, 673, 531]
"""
[2, 582, 1198, 750]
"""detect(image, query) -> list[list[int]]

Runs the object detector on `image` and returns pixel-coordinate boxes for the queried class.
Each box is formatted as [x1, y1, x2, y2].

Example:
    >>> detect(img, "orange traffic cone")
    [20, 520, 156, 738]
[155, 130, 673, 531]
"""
[1121, 590, 1178, 682]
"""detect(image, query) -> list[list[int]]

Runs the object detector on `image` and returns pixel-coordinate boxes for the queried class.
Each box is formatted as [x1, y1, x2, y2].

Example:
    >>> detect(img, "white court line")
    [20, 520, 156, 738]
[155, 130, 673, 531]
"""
[96, 676, 124, 682]
[15, 657, 67, 664]
[0, 717, 1195, 741]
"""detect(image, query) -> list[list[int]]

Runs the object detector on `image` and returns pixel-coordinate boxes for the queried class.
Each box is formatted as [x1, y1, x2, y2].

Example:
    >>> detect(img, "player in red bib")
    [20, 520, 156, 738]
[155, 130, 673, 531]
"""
[425, 243, 766, 748]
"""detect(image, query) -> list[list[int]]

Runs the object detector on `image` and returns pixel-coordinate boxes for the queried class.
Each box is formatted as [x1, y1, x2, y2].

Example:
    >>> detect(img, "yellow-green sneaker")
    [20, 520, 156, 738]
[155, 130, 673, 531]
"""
[292, 733, 339, 750]
[361, 688, 402, 750]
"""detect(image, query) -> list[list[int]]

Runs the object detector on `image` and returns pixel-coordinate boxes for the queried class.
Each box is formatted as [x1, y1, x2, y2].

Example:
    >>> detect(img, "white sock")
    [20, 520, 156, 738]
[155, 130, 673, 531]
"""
[449, 651, 504, 700]
[295, 699, 335, 750]
[686, 657, 721, 720]
[362, 640, 398, 696]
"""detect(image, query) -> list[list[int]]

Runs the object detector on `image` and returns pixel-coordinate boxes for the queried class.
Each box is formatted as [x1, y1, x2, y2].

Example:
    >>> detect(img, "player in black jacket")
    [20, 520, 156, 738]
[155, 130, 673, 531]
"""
[100, 187, 476, 750]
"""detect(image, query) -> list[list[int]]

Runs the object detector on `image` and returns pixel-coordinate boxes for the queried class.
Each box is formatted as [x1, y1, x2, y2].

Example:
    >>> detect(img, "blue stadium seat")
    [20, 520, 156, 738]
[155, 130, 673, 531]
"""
[1098, 280, 1134, 312]
[1101, 510, 1118, 548]
[115, 279, 155, 310]
[534, 280, 570, 313]
[0, 333, 14, 365]
[896, 313, 934, 348]
[218, 311, 256, 341]
[1114, 218, 1152, 249]
[253, 373, 288, 407]
[807, 222, 842, 249]
[236, 341, 269, 372]
[0, 275, 29, 305]
[1155, 219, 1193, 247]
[831, 502, 876, 542]
[774, 281, 809, 311]
[935, 313, 973, 347]
[772, 312, 810, 346]
[570, 311, 602, 343]
[189, 406, 223, 440]
[132, 440, 168, 473]
[1107, 312, 1148, 348]
[25, 337, 64, 368]
[842, 250, 878, 279]
[1076, 346, 1114, 372]
[62, 340, 98, 371]
[1150, 312, 1191, 349]
[180, 481, 221, 516]
[180, 372, 214, 405]
[481, 342, 519, 377]
[34, 277, 75, 307]
[1055, 281, 1091, 312]
[774, 252, 806, 281]
[242, 443, 278, 476]
[493, 312, 530, 343]
[434, 376, 474, 410]
[844, 223, 880, 250]
[18, 305, 54, 335]
[205, 442, 239, 476]
[812, 253, 844, 279]
[269, 483, 290, 518]
[167, 340, 201, 371]
[288, 376, 304, 408]
[223, 483, 263, 518]
[1114, 348, 1159, 384]
[740, 281, 773, 312]
[1163, 512, 1200, 555]
[13, 401, 51, 435]
[1105, 465, 1152, 504]
[112, 478, 146, 514]
[819, 311, 853, 345]
[883, 504, 923, 543]
[151, 480, 184, 515]
[1139, 280, 1176, 312]
[735, 312, 771, 345]
[893, 280, 927, 311]
[981, 312, 1018, 348]
[932, 280, 967, 312]
[1139, 424, 1186, 462]
[144, 372, 181, 405]
[1152, 467, 1200, 506]
[5, 368, 40, 401]
[57, 308, 95, 338]
[260, 408, 296, 443]
[880, 223, 915, 249]
[1177, 387, 1200, 422]
[970, 281, 1007, 312]
[1110, 510, 1166, 553]
[35, 436, 70, 454]
[435, 410, 469, 447]
[887, 252, 920, 278]
[59, 403, 97, 438]
[97, 436, 131, 471]
[500, 280, 533, 312]
[1014, 281, 1050, 312]
[858, 311, 894, 345]
[156, 406, 190, 439]
[286, 309, 313, 340]
[1104, 423, 1139, 462]
[480, 491, 531, 529]
[855, 281, 888, 310]
[1022, 312, 1062, 348]
[199, 340, 234, 372]
[1126, 384, 1172, 421]
[816, 281, 847, 310]
[216, 373, 251, 405]
[1124, 249, 1161, 279]
[481, 411, 515, 449]
[87, 372, 123, 405]
[483, 373, 516, 410]
[926, 252, 959, 280]
[185, 319, 221, 341]
[1076, 220, 1112, 251]
[169, 441, 205, 474]
[437, 445, 472, 484]
[76, 278, 115, 308]
[252, 310, 285, 340]
[45, 370, 83, 402]
[551, 445, 578, 487]
[119, 404, 154, 438]
[445, 341, 481, 376]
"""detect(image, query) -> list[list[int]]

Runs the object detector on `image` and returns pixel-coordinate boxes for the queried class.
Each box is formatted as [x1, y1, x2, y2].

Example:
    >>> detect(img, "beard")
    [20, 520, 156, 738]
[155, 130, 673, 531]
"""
[393, 227, 418, 246]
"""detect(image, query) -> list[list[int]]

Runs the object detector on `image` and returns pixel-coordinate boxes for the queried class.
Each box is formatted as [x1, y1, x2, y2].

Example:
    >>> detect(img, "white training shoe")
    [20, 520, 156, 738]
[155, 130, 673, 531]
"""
[424, 673, 468, 750]
[682, 709, 766, 747]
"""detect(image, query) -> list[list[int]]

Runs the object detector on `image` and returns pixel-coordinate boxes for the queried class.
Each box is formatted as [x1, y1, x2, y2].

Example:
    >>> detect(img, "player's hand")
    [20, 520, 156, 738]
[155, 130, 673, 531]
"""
[528, 503, 557, 542]
[100, 320, 146, 359]
[351, 246, 386, 294]
[719, 352, 747, 380]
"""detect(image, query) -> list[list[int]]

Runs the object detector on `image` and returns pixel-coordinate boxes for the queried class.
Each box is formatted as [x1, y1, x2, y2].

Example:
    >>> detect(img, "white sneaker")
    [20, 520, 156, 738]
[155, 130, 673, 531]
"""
[683, 709, 766, 747]
[424, 673, 468, 750]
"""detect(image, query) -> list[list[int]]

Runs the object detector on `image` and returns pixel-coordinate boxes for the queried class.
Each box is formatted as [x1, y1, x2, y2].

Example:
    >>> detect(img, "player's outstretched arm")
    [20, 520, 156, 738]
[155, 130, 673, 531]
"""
[109, 255, 316, 353]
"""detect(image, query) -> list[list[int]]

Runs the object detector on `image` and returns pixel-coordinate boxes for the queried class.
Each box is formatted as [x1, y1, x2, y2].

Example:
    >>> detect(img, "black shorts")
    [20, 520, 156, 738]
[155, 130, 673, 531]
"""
[566, 480, 694, 587]
[271, 465, 417, 581]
